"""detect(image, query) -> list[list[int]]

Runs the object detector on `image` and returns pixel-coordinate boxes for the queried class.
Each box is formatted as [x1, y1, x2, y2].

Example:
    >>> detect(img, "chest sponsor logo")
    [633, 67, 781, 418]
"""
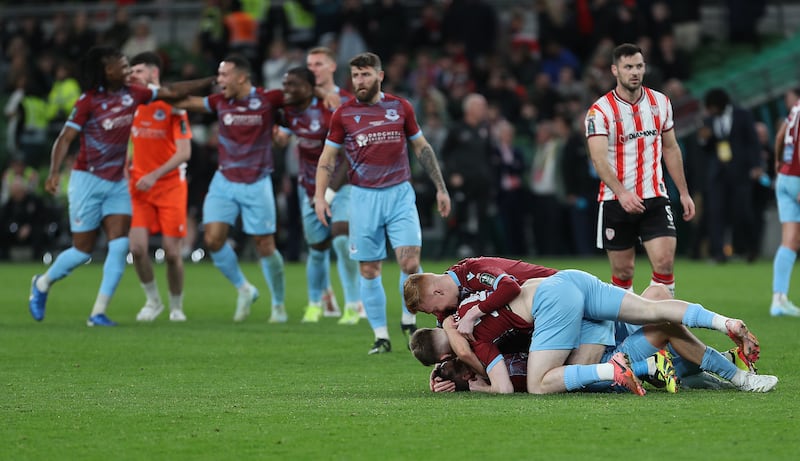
[102, 114, 134, 130]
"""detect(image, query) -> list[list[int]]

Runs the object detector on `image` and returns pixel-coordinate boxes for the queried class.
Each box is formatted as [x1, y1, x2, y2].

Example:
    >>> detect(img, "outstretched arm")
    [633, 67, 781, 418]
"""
[156, 76, 216, 101]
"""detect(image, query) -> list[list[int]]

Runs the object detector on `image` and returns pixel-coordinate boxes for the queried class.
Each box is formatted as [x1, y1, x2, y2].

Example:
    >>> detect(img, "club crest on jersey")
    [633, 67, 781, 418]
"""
[249, 98, 261, 110]
[121, 94, 134, 107]
[651, 105, 659, 115]
[605, 228, 616, 240]
[154, 109, 166, 121]
[356, 133, 368, 147]
[310, 119, 320, 132]
[385, 109, 399, 121]
[478, 273, 495, 287]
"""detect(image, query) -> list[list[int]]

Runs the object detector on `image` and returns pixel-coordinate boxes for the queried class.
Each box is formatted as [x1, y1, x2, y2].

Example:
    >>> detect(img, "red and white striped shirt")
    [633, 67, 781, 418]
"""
[585, 87, 674, 202]
[779, 100, 800, 177]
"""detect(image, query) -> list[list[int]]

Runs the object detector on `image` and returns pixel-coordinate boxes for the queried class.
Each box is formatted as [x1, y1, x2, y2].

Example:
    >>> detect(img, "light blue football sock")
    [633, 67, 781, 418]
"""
[682, 303, 715, 329]
[210, 244, 245, 288]
[667, 344, 701, 378]
[260, 250, 285, 306]
[361, 275, 387, 329]
[631, 360, 649, 378]
[332, 235, 360, 304]
[320, 247, 331, 291]
[99, 237, 128, 297]
[399, 266, 422, 315]
[700, 346, 738, 380]
[306, 248, 328, 303]
[773, 245, 796, 294]
[45, 246, 91, 285]
[564, 364, 601, 391]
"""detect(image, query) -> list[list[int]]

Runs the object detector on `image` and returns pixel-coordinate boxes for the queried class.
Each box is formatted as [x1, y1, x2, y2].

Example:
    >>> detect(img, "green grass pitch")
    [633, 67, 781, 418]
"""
[3, 257, 800, 460]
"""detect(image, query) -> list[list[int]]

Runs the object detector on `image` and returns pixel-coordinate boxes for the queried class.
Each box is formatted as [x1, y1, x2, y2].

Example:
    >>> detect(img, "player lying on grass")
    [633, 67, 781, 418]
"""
[410, 274, 773, 395]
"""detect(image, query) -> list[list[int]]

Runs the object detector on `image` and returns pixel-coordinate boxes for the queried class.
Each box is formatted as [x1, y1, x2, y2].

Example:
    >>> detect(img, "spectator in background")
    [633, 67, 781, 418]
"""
[490, 119, 527, 256]
[727, 0, 766, 49]
[0, 174, 46, 260]
[261, 39, 293, 90]
[367, 0, 408, 63]
[671, 0, 701, 52]
[122, 16, 158, 58]
[102, 7, 132, 49]
[45, 60, 81, 140]
[409, 3, 443, 51]
[439, 93, 494, 257]
[558, 113, 599, 256]
[697, 88, 762, 263]
[67, 11, 98, 63]
[529, 119, 566, 256]
[441, 0, 498, 66]
[653, 32, 691, 82]
[1, 156, 39, 206]
[751, 122, 773, 259]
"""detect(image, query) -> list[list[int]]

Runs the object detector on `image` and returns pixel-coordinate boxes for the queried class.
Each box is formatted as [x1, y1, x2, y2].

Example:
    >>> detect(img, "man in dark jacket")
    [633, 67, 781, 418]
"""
[698, 88, 763, 262]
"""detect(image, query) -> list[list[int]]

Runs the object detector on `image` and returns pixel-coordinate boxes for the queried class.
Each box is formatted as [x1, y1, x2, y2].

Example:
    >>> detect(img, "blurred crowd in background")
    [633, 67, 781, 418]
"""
[0, 0, 781, 263]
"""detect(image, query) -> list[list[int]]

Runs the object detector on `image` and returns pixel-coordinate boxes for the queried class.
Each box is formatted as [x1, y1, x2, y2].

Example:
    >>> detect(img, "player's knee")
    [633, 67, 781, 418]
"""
[203, 233, 225, 252]
[129, 241, 147, 258]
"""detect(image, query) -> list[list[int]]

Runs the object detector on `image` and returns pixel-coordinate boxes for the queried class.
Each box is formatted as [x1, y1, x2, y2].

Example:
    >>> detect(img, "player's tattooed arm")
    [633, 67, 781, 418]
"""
[411, 136, 451, 218]
[415, 142, 448, 194]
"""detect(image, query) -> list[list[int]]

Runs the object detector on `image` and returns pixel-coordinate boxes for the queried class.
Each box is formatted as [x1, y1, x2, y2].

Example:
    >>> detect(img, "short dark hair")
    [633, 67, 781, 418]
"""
[613, 43, 642, 64]
[286, 66, 315, 88]
[130, 51, 162, 71]
[349, 52, 382, 71]
[704, 87, 731, 111]
[222, 54, 252, 79]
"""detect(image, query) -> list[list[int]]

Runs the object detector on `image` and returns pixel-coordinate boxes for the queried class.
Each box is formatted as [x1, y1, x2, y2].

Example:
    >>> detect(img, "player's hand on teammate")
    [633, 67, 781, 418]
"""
[455, 317, 476, 342]
[313, 195, 332, 226]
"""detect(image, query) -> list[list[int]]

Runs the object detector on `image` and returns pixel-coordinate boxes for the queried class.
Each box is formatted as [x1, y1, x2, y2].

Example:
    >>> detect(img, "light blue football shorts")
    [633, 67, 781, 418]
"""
[202, 171, 276, 235]
[67, 169, 131, 232]
[300, 184, 351, 245]
[530, 270, 625, 352]
[348, 182, 421, 261]
[775, 173, 800, 223]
